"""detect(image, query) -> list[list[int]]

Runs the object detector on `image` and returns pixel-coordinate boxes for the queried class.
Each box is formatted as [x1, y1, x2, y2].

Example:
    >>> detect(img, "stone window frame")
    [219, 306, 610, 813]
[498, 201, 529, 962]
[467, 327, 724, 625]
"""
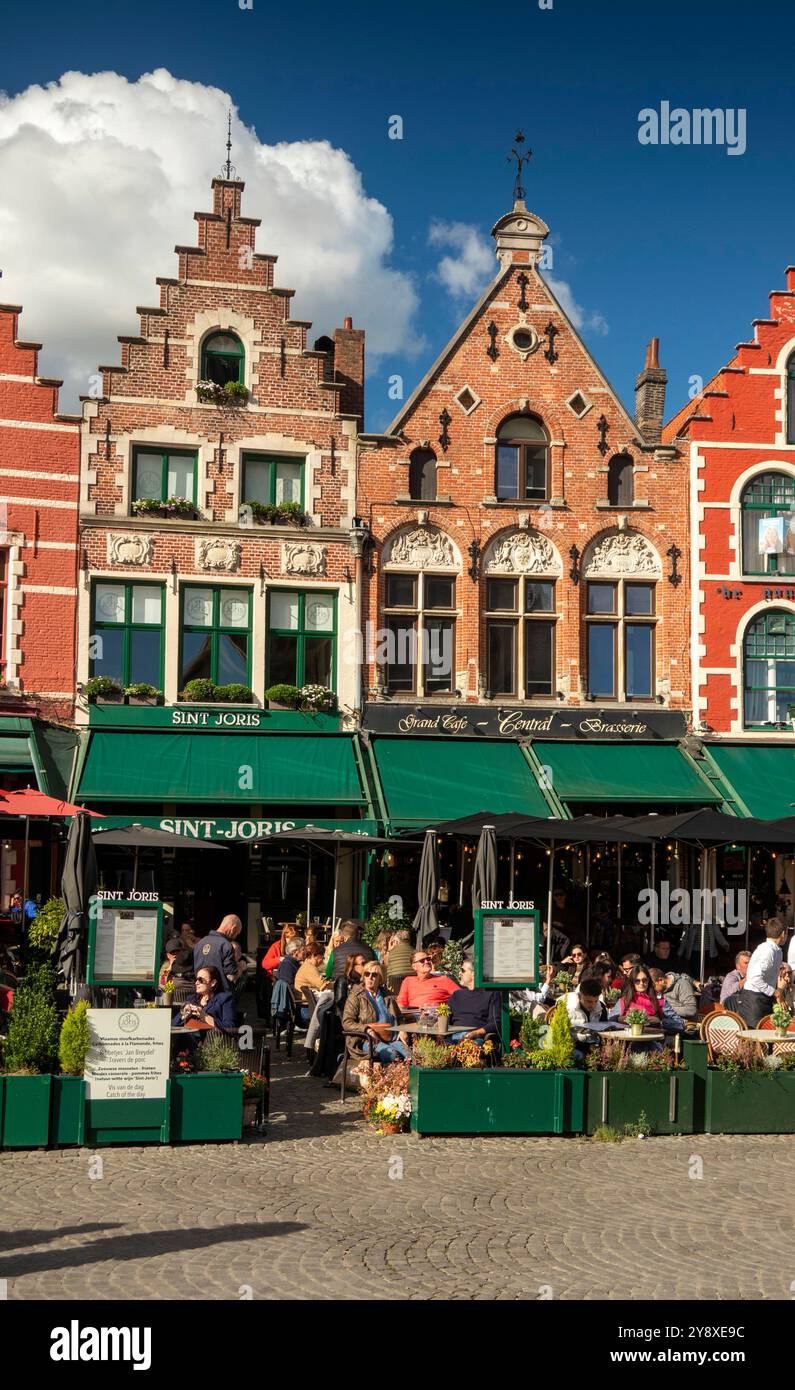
[226, 433, 319, 527]
[112, 426, 215, 520]
[184, 309, 262, 404]
[0, 530, 24, 687]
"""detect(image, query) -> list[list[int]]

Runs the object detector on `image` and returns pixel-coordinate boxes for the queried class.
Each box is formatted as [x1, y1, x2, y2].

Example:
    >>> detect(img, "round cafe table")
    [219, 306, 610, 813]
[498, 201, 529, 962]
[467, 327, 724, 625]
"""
[583, 1026, 665, 1043]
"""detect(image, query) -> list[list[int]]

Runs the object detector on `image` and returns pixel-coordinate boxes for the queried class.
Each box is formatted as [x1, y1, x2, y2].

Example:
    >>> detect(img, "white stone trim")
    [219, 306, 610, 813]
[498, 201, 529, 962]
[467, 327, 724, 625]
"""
[0, 530, 25, 686]
[0, 496, 77, 510]
[183, 308, 262, 406]
[21, 584, 77, 595]
[0, 469, 78, 482]
[225, 432, 318, 527]
[111, 426, 214, 520]
[0, 417, 76, 434]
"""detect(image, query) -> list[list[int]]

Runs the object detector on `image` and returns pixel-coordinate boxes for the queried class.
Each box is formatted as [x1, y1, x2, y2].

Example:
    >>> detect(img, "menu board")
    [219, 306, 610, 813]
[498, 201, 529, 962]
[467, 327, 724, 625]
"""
[84, 1007, 171, 1100]
[88, 899, 163, 987]
[475, 907, 539, 988]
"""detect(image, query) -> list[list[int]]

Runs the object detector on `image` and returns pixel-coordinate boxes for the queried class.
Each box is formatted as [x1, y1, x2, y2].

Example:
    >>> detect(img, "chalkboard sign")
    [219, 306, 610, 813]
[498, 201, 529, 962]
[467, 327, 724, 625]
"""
[87, 898, 163, 988]
[474, 906, 540, 989]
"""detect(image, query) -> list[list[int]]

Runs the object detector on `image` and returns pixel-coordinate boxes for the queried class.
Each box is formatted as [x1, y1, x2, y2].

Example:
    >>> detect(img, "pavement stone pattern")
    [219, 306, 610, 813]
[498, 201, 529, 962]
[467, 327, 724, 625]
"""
[2, 1050, 795, 1300]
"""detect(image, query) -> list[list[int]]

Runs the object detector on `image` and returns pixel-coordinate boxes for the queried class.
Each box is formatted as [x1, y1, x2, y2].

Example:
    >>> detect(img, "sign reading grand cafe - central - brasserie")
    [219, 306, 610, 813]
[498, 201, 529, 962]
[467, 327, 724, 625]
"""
[362, 705, 687, 741]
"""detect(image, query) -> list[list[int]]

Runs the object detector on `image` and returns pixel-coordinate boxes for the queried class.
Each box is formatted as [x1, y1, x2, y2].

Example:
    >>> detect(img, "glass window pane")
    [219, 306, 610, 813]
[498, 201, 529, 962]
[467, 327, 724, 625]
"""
[92, 627, 124, 683]
[269, 634, 298, 686]
[424, 618, 454, 692]
[129, 629, 162, 687]
[588, 625, 616, 697]
[134, 452, 163, 501]
[274, 461, 303, 505]
[217, 633, 249, 685]
[131, 586, 162, 625]
[218, 591, 250, 630]
[587, 583, 616, 615]
[525, 621, 554, 696]
[774, 661, 795, 724]
[524, 447, 547, 499]
[385, 574, 416, 608]
[496, 445, 519, 499]
[744, 659, 768, 725]
[625, 584, 654, 616]
[206, 334, 242, 355]
[488, 621, 515, 694]
[270, 591, 299, 631]
[95, 584, 126, 624]
[243, 458, 270, 505]
[167, 454, 194, 502]
[304, 636, 333, 686]
[305, 596, 335, 631]
[425, 576, 454, 609]
[386, 619, 416, 692]
[525, 581, 554, 613]
[625, 624, 653, 699]
[181, 632, 212, 686]
[183, 588, 214, 627]
[497, 416, 546, 443]
[487, 579, 517, 611]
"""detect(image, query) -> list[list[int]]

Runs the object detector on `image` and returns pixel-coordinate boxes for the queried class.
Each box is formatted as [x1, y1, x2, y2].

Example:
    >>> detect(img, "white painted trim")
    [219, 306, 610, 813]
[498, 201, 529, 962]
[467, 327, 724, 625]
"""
[0, 418, 76, 434]
[21, 584, 77, 595]
[0, 495, 76, 510]
[0, 469, 78, 482]
[728, 457, 795, 506]
[691, 443, 703, 726]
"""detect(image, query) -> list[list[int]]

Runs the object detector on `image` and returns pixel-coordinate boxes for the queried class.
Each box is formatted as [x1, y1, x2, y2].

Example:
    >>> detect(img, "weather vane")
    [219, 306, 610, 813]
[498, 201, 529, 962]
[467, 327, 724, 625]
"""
[507, 130, 532, 202]
[220, 109, 236, 181]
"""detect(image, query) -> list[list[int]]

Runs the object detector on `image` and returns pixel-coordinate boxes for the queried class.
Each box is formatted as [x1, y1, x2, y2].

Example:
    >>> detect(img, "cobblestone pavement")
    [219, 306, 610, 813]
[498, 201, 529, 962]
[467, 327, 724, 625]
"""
[2, 1050, 795, 1300]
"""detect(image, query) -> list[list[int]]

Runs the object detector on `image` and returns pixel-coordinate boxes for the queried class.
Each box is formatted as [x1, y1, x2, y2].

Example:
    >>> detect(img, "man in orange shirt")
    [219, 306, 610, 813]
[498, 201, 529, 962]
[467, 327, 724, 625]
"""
[396, 948, 459, 1012]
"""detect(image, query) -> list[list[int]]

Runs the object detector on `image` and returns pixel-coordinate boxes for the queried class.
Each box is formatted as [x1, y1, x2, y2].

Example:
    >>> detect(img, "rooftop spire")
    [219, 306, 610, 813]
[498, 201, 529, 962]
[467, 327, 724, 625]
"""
[507, 130, 532, 203]
[220, 108, 236, 181]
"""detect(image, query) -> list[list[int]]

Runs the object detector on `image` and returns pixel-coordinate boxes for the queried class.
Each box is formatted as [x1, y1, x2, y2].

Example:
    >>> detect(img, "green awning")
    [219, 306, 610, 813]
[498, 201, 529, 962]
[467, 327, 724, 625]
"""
[705, 745, 795, 819]
[0, 736, 34, 772]
[77, 731, 366, 804]
[534, 742, 721, 805]
[372, 737, 552, 827]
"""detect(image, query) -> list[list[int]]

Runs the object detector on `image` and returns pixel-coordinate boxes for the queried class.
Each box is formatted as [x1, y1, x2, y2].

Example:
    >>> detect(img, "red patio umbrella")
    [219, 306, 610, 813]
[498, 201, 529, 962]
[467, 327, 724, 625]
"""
[0, 788, 100, 916]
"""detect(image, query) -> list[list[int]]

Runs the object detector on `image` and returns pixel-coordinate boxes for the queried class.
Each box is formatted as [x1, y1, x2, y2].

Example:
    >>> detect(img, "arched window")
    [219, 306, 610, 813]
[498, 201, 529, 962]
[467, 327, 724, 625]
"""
[741, 472, 795, 575]
[495, 414, 548, 501]
[607, 454, 634, 506]
[787, 351, 795, 444]
[409, 448, 437, 501]
[201, 332, 244, 387]
[744, 610, 795, 728]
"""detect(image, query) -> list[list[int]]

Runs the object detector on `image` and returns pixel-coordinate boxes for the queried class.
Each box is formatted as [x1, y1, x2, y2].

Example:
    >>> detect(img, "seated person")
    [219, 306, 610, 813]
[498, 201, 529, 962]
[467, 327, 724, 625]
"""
[343, 960, 407, 1065]
[609, 964, 664, 1026]
[564, 974, 607, 1050]
[173, 965, 236, 1031]
[723, 919, 788, 1026]
[510, 963, 555, 1015]
[720, 949, 751, 1005]
[560, 944, 588, 985]
[295, 940, 331, 997]
[159, 935, 195, 989]
[262, 924, 299, 979]
[326, 921, 376, 981]
[385, 928, 413, 988]
[655, 965, 698, 1021]
[647, 968, 686, 1033]
[648, 935, 674, 971]
[448, 957, 501, 1044]
[612, 952, 642, 991]
[334, 952, 368, 1012]
[396, 948, 459, 1012]
[277, 938, 309, 1024]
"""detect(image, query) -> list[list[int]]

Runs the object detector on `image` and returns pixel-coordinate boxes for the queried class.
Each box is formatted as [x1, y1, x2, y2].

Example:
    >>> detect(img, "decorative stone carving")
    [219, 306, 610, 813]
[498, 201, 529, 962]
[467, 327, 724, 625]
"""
[386, 527, 458, 570]
[108, 533, 154, 566]
[197, 537, 241, 572]
[584, 532, 661, 578]
[485, 530, 561, 575]
[283, 541, 327, 576]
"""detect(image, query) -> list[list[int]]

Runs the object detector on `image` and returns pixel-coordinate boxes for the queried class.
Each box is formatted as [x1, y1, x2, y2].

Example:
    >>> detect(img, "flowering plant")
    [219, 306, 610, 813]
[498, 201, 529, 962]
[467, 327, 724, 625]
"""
[772, 1003, 793, 1032]
[162, 979, 174, 994]
[361, 1060, 410, 1132]
[132, 495, 197, 518]
[450, 1038, 485, 1069]
[242, 1070, 268, 1096]
[603, 987, 621, 1006]
[625, 1008, 648, 1029]
[436, 1003, 451, 1018]
[300, 684, 337, 712]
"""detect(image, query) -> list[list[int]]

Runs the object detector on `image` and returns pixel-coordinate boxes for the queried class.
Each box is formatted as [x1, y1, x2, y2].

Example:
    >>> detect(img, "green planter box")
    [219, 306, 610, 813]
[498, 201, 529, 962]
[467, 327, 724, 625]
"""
[409, 1066, 585, 1136]
[85, 1091, 170, 1146]
[705, 1068, 795, 1133]
[584, 1068, 694, 1135]
[170, 1073, 243, 1142]
[3, 1074, 52, 1148]
[51, 1076, 86, 1146]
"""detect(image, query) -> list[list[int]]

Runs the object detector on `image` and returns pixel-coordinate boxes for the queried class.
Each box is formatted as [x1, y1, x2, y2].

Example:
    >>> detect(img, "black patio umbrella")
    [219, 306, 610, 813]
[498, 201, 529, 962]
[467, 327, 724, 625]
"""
[471, 823, 498, 914]
[627, 809, 795, 845]
[427, 811, 546, 839]
[92, 823, 227, 892]
[413, 827, 439, 946]
[56, 810, 98, 998]
[252, 826, 400, 927]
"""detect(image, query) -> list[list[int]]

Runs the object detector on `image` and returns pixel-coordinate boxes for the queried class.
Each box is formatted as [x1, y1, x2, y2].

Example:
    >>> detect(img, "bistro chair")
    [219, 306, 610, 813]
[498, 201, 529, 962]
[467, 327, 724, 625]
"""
[169, 981, 194, 1006]
[339, 1027, 377, 1103]
[701, 1008, 748, 1064]
[758, 1014, 795, 1057]
[271, 983, 297, 1059]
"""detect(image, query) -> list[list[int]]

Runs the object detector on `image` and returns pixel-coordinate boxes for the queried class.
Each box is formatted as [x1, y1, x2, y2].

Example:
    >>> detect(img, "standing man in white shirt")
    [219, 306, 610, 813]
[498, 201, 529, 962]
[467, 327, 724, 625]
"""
[724, 919, 788, 1026]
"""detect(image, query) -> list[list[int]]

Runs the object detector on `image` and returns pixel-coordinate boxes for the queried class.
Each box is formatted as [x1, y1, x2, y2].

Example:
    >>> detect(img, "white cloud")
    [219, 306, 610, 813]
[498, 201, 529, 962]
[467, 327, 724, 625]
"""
[0, 69, 420, 405]
[545, 274, 609, 337]
[428, 220, 494, 299]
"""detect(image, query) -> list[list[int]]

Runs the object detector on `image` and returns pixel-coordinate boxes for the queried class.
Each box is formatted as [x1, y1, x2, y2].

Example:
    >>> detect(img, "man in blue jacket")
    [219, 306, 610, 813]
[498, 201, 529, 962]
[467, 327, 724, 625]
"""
[193, 913, 241, 990]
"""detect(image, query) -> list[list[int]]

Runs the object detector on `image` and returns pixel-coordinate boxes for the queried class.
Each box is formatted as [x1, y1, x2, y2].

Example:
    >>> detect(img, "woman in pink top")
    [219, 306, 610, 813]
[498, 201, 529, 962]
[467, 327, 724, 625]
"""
[617, 965, 664, 1022]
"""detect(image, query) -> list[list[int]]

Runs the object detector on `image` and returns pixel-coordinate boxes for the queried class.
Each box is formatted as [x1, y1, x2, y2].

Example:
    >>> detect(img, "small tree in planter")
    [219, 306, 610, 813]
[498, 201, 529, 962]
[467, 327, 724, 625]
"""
[180, 678, 216, 703]
[195, 1034, 241, 1073]
[264, 683, 300, 710]
[85, 676, 123, 704]
[28, 895, 64, 957]
[5, 961, 59, 1073]
[58, 1001, 91, 1075]
[361, 899, 414, 948]
[124, 683, 163, 705]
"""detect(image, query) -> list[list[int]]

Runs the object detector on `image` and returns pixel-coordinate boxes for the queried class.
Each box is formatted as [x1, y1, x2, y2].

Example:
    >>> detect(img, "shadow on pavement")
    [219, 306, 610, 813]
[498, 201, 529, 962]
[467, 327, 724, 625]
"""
[0, 1221, 307, 1279]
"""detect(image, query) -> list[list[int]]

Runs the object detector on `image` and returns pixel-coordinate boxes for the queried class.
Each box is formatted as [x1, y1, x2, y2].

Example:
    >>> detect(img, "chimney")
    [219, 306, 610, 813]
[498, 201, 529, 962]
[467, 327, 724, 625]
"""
[635, 337, 667, 442]
[333, 316, 365, 427]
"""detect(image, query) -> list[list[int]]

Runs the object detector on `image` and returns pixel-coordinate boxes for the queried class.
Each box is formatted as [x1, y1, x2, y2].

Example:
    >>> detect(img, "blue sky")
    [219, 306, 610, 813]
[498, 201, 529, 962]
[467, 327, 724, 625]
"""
[0, 0, 791, 431]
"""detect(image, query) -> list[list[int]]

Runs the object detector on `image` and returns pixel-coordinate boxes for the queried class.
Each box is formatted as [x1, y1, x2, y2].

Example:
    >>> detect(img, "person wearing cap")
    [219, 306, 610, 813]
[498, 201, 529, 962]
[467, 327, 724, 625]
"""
[159, 936, 195, 990]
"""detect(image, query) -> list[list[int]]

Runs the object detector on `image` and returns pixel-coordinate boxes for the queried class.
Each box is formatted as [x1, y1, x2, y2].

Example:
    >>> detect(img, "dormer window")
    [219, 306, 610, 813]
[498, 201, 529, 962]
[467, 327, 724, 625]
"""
[201, 332, 244, 387]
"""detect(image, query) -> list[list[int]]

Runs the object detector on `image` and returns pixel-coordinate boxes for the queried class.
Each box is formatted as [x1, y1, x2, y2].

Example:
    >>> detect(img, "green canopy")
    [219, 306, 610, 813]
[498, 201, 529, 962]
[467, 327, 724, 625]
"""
[77, 731, 366, 804]
[533, 741, 721, 806]
[0, 736, 34, 772]
[372, 737, 552, 827]
[705, 744, 795, 819]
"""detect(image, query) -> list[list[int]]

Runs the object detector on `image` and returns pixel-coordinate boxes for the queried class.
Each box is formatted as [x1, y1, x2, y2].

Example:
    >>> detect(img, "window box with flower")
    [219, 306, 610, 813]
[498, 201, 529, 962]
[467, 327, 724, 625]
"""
[131, 496, 198, 520]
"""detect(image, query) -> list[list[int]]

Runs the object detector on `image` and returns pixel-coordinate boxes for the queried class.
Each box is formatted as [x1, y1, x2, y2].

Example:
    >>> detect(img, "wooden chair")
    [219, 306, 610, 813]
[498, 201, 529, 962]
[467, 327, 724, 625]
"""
[701, 1007, 748, 1064]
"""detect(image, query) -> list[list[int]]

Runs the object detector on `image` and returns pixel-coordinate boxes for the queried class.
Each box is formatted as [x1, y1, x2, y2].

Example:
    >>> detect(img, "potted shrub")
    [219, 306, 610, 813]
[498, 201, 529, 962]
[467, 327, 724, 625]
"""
[361, 1062, 411, 1135]
[772, 1003, 793, 1038]
[179, 678, 215, 703]
[196, 380, 248, 406]
[242, 1069, 267, 1128]
[275, 501, 307, 526]
[170, 1033, 243, 1142]
[85, 676, 123, 704]
[299, 684, 337, 713]
[264, 683, 300, 710]
[28, 895, 64, 957]
[3, 961, 59, 1148]
[53, 1001, 90, 1145]
[213, 683, 255, 704]
[625, 1007, 647, 1039]
[124, 683, 163, 706]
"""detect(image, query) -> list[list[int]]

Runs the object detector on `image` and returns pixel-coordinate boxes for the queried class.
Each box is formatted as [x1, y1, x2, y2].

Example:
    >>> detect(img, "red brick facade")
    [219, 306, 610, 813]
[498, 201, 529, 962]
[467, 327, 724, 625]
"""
[663, 267, 795, 738]
[0, 304, 80, 720]
[358, 200, 690, 713]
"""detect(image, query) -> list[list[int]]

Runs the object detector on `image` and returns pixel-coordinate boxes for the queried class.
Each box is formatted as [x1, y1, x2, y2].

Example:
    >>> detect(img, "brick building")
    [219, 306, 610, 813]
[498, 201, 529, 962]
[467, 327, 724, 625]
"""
[71, 177, 376, 936]
[0, 301, 81, 899]
[662, 266, 795, 826]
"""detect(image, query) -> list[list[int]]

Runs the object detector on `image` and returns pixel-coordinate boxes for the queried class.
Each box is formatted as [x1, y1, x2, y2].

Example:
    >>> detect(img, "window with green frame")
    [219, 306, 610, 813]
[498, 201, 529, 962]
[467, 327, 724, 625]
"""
[267, 590, 336, 690]
[744, 610, 795, 727]
[201, 332, 244, 387]
[132, 448, 197, 505]
[787, 352, 795, 445]
[741, 472, 795, 575]
[242, 453, 304, 508]
[180, 586, 252, 687]
[91, 582, 164, 689]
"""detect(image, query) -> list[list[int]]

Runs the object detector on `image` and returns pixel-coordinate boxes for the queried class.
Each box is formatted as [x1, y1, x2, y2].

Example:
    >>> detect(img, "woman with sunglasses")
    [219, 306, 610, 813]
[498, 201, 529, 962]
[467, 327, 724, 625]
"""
[342, 960, 407, 1064]
[172, 965, 236, 1031]
[612, 964, 664, 1026]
